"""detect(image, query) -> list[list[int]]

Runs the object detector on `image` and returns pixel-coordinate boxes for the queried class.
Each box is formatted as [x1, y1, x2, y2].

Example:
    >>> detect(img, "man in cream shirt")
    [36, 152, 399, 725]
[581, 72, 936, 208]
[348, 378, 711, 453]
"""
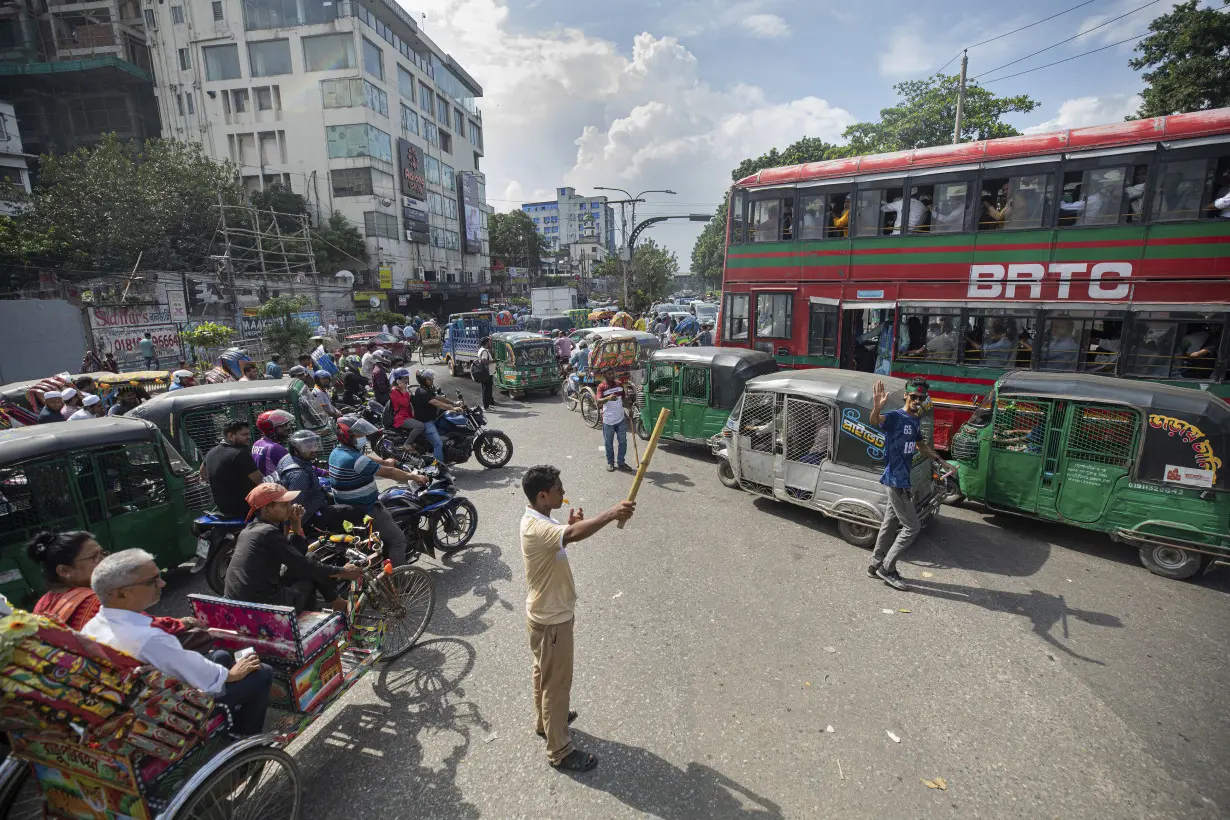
[520, 465, 633, 773]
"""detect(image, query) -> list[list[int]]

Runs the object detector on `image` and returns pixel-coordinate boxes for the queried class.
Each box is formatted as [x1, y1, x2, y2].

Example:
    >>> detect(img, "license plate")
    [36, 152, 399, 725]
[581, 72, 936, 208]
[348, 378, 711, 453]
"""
[195, 537, 211, 559]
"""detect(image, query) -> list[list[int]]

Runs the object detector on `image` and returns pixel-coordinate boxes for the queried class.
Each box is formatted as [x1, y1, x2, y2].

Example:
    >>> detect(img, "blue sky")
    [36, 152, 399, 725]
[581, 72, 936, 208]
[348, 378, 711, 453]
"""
[416, 0, 1202, 266]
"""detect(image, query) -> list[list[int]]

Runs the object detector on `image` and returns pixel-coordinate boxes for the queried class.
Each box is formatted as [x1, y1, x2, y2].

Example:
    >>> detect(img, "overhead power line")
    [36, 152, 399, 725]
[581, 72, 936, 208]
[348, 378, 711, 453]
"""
[934, 0, 1104, 73]
[979, 31, 1148, 83]
[974, 0, 1161, 80]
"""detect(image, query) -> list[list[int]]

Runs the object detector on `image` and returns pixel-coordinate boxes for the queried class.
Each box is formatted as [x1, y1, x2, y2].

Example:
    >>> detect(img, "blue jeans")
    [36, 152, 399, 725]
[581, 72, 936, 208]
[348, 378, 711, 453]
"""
[143, 356, 156, 369]
[603, 417, 628, 466]
[208, 650, 274, 736]
[423, 420, 445, 463]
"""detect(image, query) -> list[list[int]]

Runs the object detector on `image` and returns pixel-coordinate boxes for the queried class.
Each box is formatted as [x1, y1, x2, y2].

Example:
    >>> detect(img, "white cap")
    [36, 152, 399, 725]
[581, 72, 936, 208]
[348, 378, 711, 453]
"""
[173, 369, 193, 379]
[43, 391, 62, 400]
[82, 394, 101, 407]
[61, 387, 78, 401]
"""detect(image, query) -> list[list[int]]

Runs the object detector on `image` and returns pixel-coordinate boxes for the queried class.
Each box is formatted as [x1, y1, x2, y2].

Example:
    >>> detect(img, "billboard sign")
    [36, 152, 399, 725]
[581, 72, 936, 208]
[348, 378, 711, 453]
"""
[459, 172, 482, 254]
[397, 138, 427, 200]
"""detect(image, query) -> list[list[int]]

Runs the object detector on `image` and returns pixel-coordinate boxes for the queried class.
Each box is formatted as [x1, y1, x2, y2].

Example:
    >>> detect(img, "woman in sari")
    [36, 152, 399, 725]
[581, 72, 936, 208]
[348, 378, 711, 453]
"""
[28, 530, 194, 636]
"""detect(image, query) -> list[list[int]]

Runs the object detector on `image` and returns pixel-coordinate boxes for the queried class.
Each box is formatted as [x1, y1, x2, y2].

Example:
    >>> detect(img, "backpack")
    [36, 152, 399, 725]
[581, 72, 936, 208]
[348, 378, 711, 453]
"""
[470, 356, 488, 381]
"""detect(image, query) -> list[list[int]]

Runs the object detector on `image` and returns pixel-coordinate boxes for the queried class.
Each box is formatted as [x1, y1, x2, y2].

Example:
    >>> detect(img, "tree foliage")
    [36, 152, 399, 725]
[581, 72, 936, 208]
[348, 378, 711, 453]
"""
[312, 212, 368, 275]
[842, 73, 1039, 155]
[628, 239, 679, 312]
[259, 295, 314, 361]
[10, 135, 247, 275]
[731, 137, 851, 183]
[1129, 0, 1230, 118]
[489, 211, 550, 273]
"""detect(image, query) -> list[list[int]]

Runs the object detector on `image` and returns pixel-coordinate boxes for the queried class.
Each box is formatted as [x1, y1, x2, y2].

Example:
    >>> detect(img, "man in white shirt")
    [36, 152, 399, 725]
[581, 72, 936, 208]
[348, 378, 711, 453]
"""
[360, 342, 378, 380]
[82, 549, 274, 735]
[327, 322, 339, 336]
[67, 393, 104, 421]
[881, 195, 926, 235]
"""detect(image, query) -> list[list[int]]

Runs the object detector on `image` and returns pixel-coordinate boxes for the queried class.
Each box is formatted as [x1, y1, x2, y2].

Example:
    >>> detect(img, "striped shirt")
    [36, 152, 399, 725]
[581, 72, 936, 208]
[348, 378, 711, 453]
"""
[328, 445, 381, 509]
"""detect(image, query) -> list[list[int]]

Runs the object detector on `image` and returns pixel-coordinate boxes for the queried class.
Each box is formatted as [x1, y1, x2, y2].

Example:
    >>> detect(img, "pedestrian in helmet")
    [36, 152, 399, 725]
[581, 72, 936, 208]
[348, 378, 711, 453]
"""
[252, 409, 296, 477]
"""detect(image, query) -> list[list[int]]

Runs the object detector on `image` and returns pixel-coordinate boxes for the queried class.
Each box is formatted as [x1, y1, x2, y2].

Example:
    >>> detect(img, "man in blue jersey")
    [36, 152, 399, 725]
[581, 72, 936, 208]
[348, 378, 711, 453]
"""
[866, 378, 955, 591]
[327, 415, 428, 566]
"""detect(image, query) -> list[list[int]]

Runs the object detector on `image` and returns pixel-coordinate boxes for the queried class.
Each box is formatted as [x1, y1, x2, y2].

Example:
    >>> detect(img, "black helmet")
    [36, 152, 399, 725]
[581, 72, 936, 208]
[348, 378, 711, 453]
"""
[416, 368, 436, 386]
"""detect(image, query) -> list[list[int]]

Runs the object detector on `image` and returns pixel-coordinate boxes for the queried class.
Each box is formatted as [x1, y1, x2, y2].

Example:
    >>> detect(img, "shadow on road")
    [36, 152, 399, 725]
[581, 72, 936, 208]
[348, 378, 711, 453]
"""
[425, 543, 516, 639]
[566, 730, 783, 819]
[454, 464, 528, 491]
[906, 578, 1123, 665]
[644, 470, 695, 493]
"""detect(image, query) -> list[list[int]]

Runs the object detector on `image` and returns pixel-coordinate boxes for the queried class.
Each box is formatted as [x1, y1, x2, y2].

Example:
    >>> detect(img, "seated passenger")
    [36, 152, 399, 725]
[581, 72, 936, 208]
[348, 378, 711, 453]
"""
[1178, 324, 1220, 379]
[1041, 319, 1081, 371]
[831, 197, 851, 237]
[224, 484, 362, 613]
[28, 530, 195, 637]
[83, 549, 275, 736]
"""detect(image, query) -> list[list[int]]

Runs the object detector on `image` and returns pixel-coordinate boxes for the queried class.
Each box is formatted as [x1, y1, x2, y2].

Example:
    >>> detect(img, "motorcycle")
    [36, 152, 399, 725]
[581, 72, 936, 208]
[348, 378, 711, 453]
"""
[379, 464, 479, 555]
[376, 391, 513, 469]
[192, 513, 248, 595]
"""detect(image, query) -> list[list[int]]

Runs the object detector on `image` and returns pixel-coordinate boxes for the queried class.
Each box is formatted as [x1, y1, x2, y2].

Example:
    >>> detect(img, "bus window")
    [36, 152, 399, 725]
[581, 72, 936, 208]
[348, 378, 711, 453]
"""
[799, 191, 853, 240]
[1214, 157, 1230, 219]
[730, 190, 746, 243]
[854, 181, 905, 236]
[749, 199, 782, 242]
[912, 180, 970, 234]
[1038, 314, 1123, 373]
[979, 172, 1053, 230]
[1131, 314, 1226, 380]
[724, 294, 749, 341]
[781, 201, 794, 240]
[1124, 319, 1179, 378]
[755, 293, 792, 339]
[807, 303, 838, 356]
[1151, 157, 1214, 221]
[1058, 167, 1128, 227]
[897, 309, 960, 363]
[963, 310, 1036, 368]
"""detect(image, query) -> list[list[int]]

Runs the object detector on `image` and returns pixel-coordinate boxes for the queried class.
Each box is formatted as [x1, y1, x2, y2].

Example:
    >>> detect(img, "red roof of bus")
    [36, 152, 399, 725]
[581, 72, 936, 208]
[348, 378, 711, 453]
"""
[735, 108, 1230, 188]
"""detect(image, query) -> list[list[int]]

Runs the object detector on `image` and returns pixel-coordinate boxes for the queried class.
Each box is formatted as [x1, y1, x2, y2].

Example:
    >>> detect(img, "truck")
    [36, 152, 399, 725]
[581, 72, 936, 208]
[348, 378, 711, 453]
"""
[530, 286, 578, 317]
[442, 311, 493, 377]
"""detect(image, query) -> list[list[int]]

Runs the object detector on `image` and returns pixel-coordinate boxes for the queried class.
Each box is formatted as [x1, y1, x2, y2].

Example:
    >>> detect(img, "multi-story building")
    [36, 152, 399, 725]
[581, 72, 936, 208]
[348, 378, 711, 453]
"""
[0, 0, 161, 158]
[142, 0, 491, 313]
[522, 187, 616, 254]
[0, 100, 32, 213]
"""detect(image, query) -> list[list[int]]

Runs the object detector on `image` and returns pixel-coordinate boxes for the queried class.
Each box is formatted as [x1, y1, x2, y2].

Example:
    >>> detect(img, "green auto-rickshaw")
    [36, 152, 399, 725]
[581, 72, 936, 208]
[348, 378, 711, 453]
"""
[950, 371, 1230, 580]
[0, 417, 212, 605]
[638, 347, 778, 444]
[127, 378, 336, 468]
[492, 331, 561, 397]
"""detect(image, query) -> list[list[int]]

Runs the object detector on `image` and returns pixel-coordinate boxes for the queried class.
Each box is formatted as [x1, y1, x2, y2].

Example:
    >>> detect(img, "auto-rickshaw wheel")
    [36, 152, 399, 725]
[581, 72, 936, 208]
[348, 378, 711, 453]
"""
[171, 747, 300, 820]
[1137, 545, 1204, 580]
[635, 412, 650, 441]
[940, 475, 964, 505]
[837, 520, 878, 549]
[716, 458, 739, 489]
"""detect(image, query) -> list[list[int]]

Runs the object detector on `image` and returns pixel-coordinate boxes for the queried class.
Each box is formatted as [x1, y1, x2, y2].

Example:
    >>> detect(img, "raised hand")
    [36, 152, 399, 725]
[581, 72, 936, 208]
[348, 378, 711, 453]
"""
[872, 380, 888, 409]
[568, 507, 585, 524]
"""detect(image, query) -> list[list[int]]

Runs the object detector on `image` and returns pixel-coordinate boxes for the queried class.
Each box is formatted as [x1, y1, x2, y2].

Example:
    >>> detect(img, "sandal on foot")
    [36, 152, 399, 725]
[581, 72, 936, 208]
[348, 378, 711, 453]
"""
[536, 710, 578, 738]
[551, 748, 597, 772]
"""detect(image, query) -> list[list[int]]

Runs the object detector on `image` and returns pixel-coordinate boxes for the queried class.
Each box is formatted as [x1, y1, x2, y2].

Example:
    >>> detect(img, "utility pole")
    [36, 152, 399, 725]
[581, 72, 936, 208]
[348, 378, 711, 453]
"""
[953, 49, 968, 145]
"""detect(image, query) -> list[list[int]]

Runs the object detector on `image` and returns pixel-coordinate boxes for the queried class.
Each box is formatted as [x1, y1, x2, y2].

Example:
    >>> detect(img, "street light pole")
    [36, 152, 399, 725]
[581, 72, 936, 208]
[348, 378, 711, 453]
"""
[595, 187, 677, 309]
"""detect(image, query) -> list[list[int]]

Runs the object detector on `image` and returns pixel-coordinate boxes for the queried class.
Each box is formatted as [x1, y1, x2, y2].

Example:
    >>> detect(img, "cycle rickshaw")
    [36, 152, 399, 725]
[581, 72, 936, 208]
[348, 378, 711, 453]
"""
[417, 322, 444, 365]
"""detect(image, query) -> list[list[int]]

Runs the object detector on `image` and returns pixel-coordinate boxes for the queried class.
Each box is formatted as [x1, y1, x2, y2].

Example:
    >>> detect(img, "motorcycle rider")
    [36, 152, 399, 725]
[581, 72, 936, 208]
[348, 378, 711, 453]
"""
[251, 409, 296, 477]
[341, 356, 368, 407]
[412, 369, 464, 467]
[389, 367, 425, 449]
[168, 369, 196, 392]
[278, 430, 368, 533]
[371, 350, 393, 407]
[327, 414, 429, 566]
[311, 371, 341, 419]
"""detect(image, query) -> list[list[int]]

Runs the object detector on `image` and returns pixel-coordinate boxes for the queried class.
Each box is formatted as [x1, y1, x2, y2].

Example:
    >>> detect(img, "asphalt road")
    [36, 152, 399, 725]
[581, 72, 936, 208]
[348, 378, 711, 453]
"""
[152, 370, 1230, 819]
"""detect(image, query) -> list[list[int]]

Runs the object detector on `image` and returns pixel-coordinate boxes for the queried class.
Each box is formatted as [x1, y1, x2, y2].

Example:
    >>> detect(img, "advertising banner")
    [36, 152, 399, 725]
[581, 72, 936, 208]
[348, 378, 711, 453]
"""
[379, 267, 393, 289]
[459, 172, 482, 254]
[398, 138, 427, 200]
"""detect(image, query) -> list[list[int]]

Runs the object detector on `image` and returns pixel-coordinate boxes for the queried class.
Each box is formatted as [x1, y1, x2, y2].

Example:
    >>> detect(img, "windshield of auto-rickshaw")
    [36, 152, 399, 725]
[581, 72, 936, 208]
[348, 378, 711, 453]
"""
[514, 344, 554, 365]
[159, 432, 195, 477]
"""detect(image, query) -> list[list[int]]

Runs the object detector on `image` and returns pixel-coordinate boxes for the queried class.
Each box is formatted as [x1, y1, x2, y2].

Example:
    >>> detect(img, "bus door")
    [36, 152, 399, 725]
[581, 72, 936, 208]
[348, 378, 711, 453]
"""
[985, 398, 1053, 514]
[839, 306, 893, 373]
[1052, 403, 1140, 524]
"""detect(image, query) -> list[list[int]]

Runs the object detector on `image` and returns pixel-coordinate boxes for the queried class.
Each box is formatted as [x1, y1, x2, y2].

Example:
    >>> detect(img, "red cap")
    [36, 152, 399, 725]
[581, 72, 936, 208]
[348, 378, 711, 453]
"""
[245, 483, 300, 513]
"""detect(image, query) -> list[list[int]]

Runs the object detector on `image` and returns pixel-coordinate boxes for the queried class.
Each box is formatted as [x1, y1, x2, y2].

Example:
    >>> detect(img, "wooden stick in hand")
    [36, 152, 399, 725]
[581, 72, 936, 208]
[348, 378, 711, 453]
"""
[618, 407, 670, 529]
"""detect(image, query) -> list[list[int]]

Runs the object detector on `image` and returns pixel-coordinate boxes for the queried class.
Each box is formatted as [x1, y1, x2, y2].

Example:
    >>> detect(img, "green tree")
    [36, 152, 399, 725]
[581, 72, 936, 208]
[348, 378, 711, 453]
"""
[1129, 0, 1230, 118]
[731, 137, 851, 183]
[17, 134, 247, 274]
[0, 215, 73, 290]
[628, 239, 678, 312]
[258, 294, 314, 362]
[312, 212, 368, 275]
[489, 211, 549, 273]
[842, 73, 1039, 155]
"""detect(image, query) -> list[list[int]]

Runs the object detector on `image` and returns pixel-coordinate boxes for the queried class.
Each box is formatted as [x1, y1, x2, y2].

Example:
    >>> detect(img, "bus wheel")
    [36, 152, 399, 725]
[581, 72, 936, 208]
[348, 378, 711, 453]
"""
[837, 520, 877, 549]
[1137, 545, 1204, 580]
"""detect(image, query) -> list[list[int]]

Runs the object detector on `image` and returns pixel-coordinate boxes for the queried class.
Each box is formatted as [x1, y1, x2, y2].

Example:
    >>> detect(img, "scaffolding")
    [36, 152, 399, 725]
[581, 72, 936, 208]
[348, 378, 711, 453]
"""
[212, 200, 319, 277]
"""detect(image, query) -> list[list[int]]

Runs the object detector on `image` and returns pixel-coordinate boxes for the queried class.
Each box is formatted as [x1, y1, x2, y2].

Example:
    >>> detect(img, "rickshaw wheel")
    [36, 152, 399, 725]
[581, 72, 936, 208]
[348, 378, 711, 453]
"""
[562, 378, 579, 410]
[172, 747, 300, 820]
[1137, 545, 1204, 580]
[0, 760, 41, 820]
[579, 392, 600, 428]
[361, 565, 435, 660]
[837, 520, 878, 549]
[418, 346, 426, 364]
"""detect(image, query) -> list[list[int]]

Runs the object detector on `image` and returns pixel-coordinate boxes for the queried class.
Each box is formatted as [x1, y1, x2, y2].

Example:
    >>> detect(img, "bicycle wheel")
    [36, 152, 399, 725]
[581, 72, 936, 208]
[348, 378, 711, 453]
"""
[562, 377, 578, 410]
[171, 747, 299, 820]
[358, 566, 435, 661]
[579, 391, 599, 428]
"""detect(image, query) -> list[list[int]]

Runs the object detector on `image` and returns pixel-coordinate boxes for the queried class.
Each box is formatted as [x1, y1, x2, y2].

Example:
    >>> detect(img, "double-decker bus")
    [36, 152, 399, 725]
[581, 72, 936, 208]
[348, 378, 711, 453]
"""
[719, 108, 1230, 449]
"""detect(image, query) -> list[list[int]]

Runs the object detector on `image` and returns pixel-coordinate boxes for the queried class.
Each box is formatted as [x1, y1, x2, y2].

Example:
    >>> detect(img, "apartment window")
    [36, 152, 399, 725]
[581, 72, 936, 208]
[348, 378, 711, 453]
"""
[249, 39, 291, 77]
[243, 0, 337, 30]
[444, 197, 457, 220]
[203, 44, 241, 80]
[144, 8, 157, 27]
[332, 168, 373, 197]
[425, 155, 440, 185]
[232, 88, 249, 112]
[442, 164, 454, 191]
[397, 65, 414, 101]
[372, 167, 394, 197]
[321, 77, 362, 108]
[185, 94, 194, 115]
[325, 123, 392, 162]
[170, 6, 184, 23]
[453, 109, 464, 134]
[361, 37, 383, 80]
[435, 94, 448, 123]
[254, 86, 273, 110]
[424, 120, 438, 147]
[469, 121, 480, 147]
[258, 131, 279, 165]
[363, 79, 388, 117]
[363, 211, 399, 239]
[178, 47, 191, 70]
[428, 191, 443, 215]
[400, 103, 418, 135]
[302, 33, 355, 71]
[439, 130, 451, 154]
[175, 93, 185, 116]
[418, 82, 432, 112]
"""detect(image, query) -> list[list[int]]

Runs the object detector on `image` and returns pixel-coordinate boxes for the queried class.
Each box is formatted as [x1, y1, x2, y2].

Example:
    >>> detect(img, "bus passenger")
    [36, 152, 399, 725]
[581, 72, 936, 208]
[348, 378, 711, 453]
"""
[918, 318, 957, 363]
[831, 196, 851, 237]
[970, 318, 1017, 367]
[1178, 324, 1220, 379]
[1211, 169, 1230, 218]
[1125, 167, 1148, 221]
[898, 317, 926, 359]
[880, 193, 926, 235]
[932, 193, 966, 232]
[979, 191, 1004, 229]
[1041, 319, 1080, 371]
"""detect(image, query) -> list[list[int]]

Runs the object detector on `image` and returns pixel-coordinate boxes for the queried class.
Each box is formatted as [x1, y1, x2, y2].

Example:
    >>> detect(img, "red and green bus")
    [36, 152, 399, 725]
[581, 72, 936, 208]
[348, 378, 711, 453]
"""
[719, 108, 1230, 449]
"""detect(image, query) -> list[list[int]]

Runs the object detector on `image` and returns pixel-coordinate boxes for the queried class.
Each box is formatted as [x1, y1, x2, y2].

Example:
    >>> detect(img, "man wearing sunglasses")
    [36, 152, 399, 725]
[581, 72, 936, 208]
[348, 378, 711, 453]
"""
[82, 549, 274, 735]
[867, 378, 955, 591]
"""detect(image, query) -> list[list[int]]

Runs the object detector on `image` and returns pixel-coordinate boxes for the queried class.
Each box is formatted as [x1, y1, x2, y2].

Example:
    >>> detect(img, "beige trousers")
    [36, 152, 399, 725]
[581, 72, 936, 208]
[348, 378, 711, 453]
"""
[528, 617, 574, 764]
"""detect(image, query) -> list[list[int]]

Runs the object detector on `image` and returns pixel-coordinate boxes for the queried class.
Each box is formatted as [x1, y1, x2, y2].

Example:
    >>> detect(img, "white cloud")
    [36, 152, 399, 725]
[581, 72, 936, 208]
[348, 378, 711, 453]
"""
[744, 13, 790, 39]
[1023, 94, 1143, 134]
[415, 0, 854, 262]
[877, 24, 941, 78]
[1075, 0, 1184, 46]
